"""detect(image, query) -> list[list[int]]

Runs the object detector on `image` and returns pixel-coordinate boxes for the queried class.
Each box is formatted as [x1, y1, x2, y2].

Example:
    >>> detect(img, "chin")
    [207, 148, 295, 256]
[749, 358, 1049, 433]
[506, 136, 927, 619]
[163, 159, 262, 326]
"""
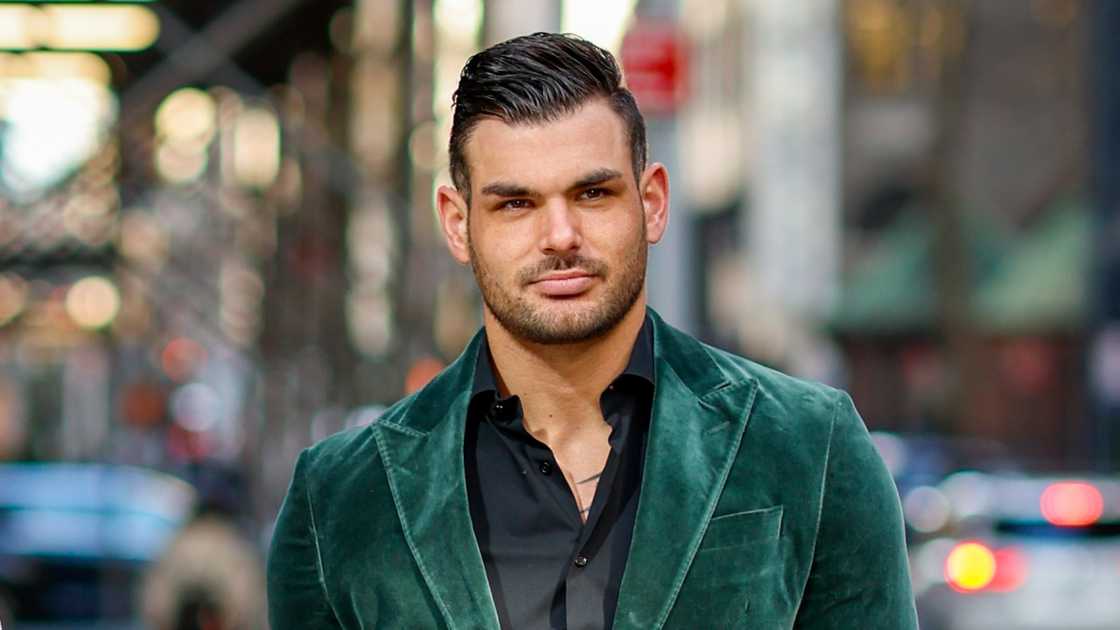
[510, 304, 631, 345]
[481, 273, 643, 345]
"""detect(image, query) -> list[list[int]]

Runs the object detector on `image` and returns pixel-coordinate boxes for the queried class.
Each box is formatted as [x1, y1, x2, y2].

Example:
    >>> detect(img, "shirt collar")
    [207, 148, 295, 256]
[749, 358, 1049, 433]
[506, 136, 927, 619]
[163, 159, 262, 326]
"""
[470, 314, 655, 401]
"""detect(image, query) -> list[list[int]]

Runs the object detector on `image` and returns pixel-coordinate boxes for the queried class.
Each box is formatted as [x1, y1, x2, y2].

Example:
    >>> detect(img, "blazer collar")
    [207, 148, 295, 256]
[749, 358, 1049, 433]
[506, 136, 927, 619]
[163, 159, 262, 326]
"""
[375, 308, 758, 630]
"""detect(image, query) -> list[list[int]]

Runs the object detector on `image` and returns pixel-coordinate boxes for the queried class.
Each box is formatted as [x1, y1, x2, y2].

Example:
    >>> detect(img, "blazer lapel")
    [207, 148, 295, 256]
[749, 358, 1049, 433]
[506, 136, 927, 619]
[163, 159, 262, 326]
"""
[612, 312, 760, 630]
[375, 333, 501, 630]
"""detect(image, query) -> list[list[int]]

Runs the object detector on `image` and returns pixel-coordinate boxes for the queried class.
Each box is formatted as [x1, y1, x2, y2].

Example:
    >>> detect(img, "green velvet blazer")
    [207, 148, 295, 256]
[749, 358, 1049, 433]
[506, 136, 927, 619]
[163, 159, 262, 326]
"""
[267, 310, 918, 629]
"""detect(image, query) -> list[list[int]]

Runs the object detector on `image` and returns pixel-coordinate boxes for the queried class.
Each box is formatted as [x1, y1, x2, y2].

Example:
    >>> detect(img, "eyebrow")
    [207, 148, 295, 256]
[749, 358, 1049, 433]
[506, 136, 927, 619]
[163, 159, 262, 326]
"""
[570, 168, 624, 191]
[480, 181, 535, 198]
[478, 168, 625, 199]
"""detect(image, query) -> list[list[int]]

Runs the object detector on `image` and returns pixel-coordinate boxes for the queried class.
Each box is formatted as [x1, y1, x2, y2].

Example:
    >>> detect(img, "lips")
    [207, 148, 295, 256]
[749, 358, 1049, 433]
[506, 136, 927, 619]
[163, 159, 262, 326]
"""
[529, 271, 597, 297]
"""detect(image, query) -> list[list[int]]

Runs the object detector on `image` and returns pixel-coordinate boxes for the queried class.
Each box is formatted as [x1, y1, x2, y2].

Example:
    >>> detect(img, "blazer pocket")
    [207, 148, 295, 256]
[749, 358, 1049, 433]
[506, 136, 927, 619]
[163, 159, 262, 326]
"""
[669, 506, 785, 627]
[699, 504, 783, 552]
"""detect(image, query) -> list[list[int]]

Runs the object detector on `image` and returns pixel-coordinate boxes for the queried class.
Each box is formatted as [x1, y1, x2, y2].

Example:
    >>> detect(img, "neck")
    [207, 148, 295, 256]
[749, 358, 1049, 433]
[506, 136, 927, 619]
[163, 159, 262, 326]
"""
[482, 295, 647, 439]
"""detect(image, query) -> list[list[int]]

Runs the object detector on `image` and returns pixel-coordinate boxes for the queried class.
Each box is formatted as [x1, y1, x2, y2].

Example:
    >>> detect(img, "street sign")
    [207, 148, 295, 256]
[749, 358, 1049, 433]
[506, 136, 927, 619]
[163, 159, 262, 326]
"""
[620, 21, 687, 116]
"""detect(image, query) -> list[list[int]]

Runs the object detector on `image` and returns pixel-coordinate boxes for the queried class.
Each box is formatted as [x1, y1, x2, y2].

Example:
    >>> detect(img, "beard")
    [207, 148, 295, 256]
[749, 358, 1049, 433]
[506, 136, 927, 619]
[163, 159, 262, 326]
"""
[468, 225, 647, 345]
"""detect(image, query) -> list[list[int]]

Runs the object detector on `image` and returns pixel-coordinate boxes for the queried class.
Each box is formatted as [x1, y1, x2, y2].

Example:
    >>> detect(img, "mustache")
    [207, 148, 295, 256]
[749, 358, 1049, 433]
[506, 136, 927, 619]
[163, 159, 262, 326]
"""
[518, 255, 608, 285]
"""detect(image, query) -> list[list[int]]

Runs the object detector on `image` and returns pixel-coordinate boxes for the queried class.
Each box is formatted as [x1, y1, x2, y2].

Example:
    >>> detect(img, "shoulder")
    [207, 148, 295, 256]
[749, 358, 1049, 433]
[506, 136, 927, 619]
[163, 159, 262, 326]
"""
[296, 390, 424, 485]
[648, 308, 856, 470]
[700, 343, 885, 494]
[650, 309, 845, 433]
[700, 341, 849, 432]
[291, 391, 417, 497]
[290, 324, 481, 490]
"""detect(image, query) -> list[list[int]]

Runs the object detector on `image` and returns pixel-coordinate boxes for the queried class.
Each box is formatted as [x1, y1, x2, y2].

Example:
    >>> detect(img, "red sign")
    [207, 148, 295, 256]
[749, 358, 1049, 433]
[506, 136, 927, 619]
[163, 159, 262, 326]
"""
[620, 21, 688, 116]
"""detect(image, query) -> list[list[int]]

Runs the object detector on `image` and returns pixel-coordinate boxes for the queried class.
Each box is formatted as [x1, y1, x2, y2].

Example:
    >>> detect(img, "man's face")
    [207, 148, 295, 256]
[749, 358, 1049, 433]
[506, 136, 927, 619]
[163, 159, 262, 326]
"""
[447, 100, 663, 345]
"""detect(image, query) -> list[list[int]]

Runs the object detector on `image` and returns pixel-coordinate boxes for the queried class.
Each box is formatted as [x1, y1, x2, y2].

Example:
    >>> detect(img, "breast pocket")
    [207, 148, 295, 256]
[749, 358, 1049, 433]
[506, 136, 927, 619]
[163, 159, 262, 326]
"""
[699, 505, 783, 552]
[665, 506, 785, 629]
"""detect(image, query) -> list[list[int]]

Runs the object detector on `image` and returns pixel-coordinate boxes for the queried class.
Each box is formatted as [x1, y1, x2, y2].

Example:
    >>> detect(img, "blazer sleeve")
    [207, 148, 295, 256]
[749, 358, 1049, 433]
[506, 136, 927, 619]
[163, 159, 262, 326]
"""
[793, 392, 918, 630]
[267, 449, 342, 629]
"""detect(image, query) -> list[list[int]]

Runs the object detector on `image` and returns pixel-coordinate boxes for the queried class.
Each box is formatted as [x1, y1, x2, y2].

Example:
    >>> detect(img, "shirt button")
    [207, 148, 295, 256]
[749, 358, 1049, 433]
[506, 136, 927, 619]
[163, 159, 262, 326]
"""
[573, 555, 589, 568]
[538, 460, 553, 475]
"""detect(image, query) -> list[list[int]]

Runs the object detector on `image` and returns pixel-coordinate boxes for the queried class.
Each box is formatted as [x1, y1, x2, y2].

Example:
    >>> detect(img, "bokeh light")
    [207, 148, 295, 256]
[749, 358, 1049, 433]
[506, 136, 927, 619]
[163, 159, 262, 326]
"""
[154, 88, 218, 184]
[940, 471, 992, 521]
[562, 0, 639, 54]
[170, 382, 221, 433]
[0, 52, 111, 84]
[231, 106, 281, 189]
[945, 541, 997, 592]
[155, 88, 217, 146]
[160, 337, 207, 383]
[989, 547, 1028, 593]
[0, 5, 160, 52]
[0, 5, 43, 49]
[41, 5, 160, 52]
[64, 276, 121, 330]
[1040, 481, 1103, 527]
[155, 142, 209, 184]
[433, 0, 483, 49]
[903, 485, 952, 533]
[0, 77, 115, 200]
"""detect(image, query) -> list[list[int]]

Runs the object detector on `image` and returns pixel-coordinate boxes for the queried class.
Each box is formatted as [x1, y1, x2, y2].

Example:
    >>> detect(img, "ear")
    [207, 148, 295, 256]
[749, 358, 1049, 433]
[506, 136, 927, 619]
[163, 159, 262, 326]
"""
[638, 163, 669, 244]
[436, 184, 472, 265]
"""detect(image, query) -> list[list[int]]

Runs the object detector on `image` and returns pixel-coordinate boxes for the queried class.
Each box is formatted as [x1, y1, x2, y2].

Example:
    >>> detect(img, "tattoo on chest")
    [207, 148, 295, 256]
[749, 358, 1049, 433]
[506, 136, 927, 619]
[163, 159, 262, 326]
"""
[571, 470, 603, 522]
[577, 472, 602, 485]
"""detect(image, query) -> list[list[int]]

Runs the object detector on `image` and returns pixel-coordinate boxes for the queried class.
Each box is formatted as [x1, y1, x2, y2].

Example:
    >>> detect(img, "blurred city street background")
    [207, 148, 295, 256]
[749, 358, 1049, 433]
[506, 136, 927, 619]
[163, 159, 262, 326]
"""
[0, 0, 1118, 628]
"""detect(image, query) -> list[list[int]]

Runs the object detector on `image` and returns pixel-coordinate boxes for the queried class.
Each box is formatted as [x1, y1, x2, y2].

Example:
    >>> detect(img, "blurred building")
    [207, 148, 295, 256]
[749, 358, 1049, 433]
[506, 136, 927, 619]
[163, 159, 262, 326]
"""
[835, 0, 1091, 468]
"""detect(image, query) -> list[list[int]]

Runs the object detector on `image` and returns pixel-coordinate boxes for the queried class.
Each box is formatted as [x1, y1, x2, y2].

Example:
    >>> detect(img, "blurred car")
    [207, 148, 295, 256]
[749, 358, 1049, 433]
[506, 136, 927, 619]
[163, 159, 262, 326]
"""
[913, 473, 1120, 630]
[0, 462, 197, 627]
[870, 431, 1020, 544]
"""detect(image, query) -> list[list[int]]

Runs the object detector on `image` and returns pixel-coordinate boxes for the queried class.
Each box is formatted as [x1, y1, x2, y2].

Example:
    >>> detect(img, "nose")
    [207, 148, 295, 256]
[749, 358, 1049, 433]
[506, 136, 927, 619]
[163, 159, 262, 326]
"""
[538, 199, 582, 254]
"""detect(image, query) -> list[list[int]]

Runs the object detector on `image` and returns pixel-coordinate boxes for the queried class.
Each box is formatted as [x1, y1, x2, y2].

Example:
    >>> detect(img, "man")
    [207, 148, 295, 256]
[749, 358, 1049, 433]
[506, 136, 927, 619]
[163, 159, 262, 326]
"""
[267, 33, 917, 629]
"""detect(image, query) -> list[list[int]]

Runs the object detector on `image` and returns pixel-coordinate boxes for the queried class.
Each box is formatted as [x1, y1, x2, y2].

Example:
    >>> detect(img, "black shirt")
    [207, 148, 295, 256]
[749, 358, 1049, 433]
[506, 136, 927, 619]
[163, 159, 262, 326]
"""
[464, 318, 655, 630]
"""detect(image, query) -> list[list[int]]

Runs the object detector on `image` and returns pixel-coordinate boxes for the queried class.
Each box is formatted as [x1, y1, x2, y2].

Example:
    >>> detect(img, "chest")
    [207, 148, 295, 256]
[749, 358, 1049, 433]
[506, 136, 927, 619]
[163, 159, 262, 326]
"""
[548, 427, 612, 519]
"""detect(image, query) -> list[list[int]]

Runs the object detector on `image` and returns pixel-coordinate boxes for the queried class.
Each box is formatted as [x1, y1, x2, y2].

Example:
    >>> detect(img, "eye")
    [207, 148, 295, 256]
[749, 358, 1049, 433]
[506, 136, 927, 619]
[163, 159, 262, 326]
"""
[499, 198, 531, 211]
[580, 187, 609, 201]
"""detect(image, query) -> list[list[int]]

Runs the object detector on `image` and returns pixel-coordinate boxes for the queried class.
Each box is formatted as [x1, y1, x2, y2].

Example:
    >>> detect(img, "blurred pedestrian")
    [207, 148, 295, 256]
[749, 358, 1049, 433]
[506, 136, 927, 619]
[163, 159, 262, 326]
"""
[169, 584, 224, 630]
[142, 504, 266, 629]
[268, 32, 916, 629]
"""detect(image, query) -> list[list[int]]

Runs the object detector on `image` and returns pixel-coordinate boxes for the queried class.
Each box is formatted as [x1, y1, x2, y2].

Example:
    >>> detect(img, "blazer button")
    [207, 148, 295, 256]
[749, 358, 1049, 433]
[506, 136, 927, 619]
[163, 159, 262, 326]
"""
[573, 555, 589, 568]
[539, 460, 553, 475]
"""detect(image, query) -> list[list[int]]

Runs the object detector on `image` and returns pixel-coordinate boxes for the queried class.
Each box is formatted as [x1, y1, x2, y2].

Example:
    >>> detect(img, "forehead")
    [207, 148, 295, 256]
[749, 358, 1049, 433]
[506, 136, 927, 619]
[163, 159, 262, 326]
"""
[463, 100, 631, 192]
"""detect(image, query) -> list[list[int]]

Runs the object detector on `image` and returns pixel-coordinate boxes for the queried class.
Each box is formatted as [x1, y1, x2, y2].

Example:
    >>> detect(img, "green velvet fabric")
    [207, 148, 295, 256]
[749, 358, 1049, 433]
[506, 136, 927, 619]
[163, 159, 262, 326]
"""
[267, 309, 918, 629]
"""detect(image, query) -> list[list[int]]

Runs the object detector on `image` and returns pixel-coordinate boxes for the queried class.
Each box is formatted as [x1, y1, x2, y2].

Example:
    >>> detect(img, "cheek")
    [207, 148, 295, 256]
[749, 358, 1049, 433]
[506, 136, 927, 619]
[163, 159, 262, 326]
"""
[590, 214, 645, 258]
[472, 225, 534, 269]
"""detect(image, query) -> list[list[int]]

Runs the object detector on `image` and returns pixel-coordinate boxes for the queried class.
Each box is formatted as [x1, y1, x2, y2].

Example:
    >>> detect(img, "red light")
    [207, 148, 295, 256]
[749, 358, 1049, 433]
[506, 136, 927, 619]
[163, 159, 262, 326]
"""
[989, 547, 1028, 592]
[1040, 482, 1103, 527]
[160, 336, 207, 382]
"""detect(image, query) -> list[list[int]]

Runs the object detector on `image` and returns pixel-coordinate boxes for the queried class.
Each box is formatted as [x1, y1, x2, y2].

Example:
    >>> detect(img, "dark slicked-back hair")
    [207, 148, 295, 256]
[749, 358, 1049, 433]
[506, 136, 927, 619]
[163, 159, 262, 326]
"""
[448, 32, 647, 202]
